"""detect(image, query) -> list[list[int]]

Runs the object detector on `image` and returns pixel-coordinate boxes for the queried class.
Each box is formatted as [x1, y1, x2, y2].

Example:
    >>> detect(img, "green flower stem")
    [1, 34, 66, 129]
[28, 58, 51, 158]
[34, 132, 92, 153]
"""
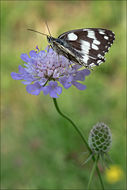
[87, 155, 99, 190]
[53, 98, 91, 152]
[52, 98, 104, 190]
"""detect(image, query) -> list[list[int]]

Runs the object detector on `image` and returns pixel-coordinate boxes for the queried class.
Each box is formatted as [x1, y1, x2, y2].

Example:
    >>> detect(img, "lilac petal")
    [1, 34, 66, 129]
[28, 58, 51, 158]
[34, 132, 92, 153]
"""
[81, 69, 91, 76]
[26, 82, 42, 95]
[73, 71, 86, 81]
[49, 89, 58, 98]
[73, 69, 91, 81]
[48, 81, 58, 87]
[72, 64, 82, 70]
[71, 81, 86, 90]
[23, 76, 34, 82]
[49, 82, 62, 98]
[11, 72, 23, 80]
[42, 86, 50, 95]
[29, 58, 37, 65]
[42, 81, 62, 98]
[18, 65, 27, 74]
[38, 50, 45, 57]
[59, 76, 72, 89]
[20, 53, 30, 62]
[39, 78, 47, 86]
[64, 83, 72, 89]
[56, 86, 62, 95]
[22, 81, 32, 85]
[29, 50, 37, 58]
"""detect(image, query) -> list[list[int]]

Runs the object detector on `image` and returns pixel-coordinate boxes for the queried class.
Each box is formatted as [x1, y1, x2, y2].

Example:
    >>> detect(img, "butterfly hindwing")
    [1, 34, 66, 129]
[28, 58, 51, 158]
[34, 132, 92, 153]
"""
[58, 28, 115, 68]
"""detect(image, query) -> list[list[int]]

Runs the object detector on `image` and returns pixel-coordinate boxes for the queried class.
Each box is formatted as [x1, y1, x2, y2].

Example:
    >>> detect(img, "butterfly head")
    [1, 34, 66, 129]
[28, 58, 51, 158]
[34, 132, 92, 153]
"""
[47, 36, 55, 44]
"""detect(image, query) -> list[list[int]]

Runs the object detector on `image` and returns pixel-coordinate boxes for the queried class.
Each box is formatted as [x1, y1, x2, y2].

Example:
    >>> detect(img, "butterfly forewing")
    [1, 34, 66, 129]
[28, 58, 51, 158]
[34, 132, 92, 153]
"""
[58, 28, 115, 67]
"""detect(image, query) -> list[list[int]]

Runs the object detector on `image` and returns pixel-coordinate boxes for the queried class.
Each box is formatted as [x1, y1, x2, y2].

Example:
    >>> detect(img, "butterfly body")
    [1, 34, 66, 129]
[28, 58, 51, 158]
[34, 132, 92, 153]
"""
[47, 36, 82, 65]
[47, 28, 115, 69]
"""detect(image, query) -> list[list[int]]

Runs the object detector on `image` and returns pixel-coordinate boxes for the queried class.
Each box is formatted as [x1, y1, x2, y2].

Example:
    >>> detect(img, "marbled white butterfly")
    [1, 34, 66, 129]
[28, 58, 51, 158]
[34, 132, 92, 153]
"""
[28, 27, 115, 69]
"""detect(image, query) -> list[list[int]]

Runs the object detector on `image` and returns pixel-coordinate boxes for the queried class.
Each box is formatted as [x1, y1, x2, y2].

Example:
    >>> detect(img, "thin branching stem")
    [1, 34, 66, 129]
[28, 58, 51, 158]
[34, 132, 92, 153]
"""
[52, 98, 104, 190]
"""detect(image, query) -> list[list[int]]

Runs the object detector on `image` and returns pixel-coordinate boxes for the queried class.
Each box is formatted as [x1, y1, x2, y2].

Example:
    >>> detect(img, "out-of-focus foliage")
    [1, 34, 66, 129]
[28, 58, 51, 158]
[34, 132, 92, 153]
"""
[1, 1, 126, 189]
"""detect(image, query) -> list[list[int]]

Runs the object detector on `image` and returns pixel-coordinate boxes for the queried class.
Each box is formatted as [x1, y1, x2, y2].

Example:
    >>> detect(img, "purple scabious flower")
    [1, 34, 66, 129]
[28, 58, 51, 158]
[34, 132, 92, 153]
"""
[11, 46, 91, 98]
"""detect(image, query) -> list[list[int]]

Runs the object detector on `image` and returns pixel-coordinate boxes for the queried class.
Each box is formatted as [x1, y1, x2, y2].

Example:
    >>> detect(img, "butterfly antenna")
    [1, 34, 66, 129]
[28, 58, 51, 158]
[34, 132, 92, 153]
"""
[27, 28, 48, 37]
[45, 21, 51, 36]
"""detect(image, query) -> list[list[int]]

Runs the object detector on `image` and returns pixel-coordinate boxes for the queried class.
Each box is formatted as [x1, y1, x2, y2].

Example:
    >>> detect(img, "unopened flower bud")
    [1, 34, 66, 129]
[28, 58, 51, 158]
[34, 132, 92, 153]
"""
[88, 122, 112, 154]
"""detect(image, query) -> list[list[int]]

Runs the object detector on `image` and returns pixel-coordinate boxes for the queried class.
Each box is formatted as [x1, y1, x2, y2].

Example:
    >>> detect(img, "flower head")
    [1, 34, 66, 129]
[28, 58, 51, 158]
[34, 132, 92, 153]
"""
[88, 122, 112, 154]
[11, 46, 90, 98]
[105, 165, 124, 184]
[83, 122, 112, 165]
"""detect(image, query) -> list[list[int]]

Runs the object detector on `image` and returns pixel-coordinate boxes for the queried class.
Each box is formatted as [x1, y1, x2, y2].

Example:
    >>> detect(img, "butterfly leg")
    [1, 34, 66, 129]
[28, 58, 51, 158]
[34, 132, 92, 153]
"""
[69, 60, 73, 67]
[87, 65, 94, 71]
[46, 45, 51, 55]
[57, 54, 60, 64]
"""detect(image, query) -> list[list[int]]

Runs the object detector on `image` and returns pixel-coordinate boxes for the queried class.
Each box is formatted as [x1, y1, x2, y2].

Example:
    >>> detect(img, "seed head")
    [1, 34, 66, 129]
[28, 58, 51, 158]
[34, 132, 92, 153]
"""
[88, 122, 112, 154]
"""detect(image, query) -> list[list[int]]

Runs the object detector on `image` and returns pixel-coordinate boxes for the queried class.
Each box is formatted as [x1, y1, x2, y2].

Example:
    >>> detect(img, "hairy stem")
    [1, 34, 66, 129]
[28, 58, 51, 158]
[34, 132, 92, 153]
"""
[52, 98, 104, 190]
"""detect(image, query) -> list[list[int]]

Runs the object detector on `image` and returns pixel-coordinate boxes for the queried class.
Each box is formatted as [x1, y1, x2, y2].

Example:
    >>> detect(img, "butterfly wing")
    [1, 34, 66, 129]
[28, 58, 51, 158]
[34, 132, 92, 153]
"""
[58, 28, 115, 67]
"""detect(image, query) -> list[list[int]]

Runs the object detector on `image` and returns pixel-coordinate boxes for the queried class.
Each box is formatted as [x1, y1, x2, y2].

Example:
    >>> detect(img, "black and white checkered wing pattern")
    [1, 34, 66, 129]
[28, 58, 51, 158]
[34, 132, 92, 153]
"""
[58, 28, 115, 67]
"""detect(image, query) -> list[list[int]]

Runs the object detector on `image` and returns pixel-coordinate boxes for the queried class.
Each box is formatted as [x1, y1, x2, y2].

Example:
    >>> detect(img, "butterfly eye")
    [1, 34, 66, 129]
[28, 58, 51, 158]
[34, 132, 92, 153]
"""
[47, 36, 52, 43]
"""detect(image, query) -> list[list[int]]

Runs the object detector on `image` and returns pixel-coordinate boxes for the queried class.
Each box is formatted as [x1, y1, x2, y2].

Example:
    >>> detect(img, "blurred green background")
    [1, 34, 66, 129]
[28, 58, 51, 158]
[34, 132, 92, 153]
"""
[1, 1, 126, 189]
